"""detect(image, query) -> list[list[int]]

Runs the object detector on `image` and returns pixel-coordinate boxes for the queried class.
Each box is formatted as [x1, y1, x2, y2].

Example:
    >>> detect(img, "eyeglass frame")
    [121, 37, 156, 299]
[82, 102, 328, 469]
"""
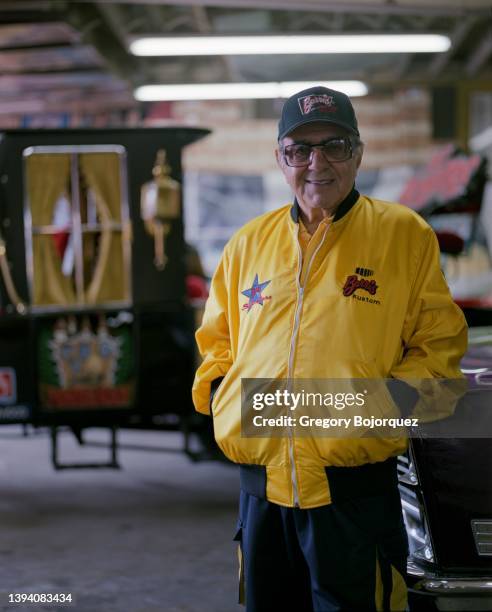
[279, 136, 359, 167]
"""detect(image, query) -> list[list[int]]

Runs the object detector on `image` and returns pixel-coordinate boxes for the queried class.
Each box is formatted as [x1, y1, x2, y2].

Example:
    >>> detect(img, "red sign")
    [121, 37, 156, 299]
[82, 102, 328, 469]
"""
[45, 384, 133, 409]
[399, 144, 483, 211]
[0, 368, 16, 404]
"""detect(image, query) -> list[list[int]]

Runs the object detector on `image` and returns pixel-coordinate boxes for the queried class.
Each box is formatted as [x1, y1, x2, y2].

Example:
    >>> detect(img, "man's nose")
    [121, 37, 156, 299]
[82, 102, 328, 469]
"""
[308, 146, 329, 168]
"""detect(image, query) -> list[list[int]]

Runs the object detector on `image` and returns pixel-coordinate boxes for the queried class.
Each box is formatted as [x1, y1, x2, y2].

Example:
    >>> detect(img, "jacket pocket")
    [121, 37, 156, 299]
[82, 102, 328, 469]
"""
[209, 376, 224, 414]
[210, 363, 238, 415]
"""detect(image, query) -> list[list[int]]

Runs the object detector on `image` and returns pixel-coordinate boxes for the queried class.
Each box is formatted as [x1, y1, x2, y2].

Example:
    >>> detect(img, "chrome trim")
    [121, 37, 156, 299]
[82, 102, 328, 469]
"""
[398, 447, 419, 486]
[70, 153, 85, 302]
[23, 145, 126, 156]
[401, 497, 421, 520]
[415, 579, 492, 594]
[22, 150, 35, 306]
[474, 371, 492, 386]
[119, 148, 132, 303]
[407, 559, 425, 578]
[399, 462, 436, 563]
[399, 483, 418, 501]
[0, 233, 27, 313]
[472, 520, 492, 557]
[408, 560, 492, 594]
[398, 459, 419, 485]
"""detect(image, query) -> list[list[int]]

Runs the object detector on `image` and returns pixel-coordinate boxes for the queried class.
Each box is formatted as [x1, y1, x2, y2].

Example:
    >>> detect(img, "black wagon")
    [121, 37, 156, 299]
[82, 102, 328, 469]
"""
[0, 127, 212, 467]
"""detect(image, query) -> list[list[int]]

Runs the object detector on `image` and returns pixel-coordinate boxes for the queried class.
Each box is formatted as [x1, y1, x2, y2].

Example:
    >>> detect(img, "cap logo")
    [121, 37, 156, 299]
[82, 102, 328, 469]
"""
[298, 94, 336, 115]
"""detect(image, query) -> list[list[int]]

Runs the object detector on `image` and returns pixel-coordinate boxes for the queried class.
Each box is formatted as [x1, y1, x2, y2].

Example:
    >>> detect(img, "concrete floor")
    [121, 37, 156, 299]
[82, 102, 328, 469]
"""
[0, 427, 239, 612]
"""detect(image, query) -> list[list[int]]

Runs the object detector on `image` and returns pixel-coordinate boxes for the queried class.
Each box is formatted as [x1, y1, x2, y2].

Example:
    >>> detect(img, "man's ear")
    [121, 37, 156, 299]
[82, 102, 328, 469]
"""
[355, 143, 364, 170]
[274, 147, 283, 168]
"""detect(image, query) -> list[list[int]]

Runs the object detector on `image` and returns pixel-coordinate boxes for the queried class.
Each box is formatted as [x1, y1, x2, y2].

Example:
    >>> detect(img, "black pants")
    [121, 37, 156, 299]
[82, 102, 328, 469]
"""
[234, 469, 408, 611]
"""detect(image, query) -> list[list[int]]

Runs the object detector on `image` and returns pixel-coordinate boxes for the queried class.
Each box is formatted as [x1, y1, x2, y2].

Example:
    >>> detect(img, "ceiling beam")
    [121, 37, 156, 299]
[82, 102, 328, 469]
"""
[191, 5, 211, 32]
[293, 12, 343, 31]
[0, 22, 78, 49]
[0, 45, 103, 73]
[466, 25, 492, 76]
[353, 14, 388, 29]
[191, 5, 242, 81]
[0, 90, 136, 115]
[89, 0, 487, 18]
[144, 5, 167, 31]
[95, 3, 129, 46]
[63, 2, 142, 83]
[428, 16, 478, 77]
[0, 1, 56, 9]
[393, 54, 413, 81]
[0, 72, 126, 94]
[406, 14, 436, 30]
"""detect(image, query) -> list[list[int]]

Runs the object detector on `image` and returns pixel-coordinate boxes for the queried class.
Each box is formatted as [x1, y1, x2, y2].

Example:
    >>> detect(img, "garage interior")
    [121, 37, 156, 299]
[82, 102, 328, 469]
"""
[0, 1, 492, 611]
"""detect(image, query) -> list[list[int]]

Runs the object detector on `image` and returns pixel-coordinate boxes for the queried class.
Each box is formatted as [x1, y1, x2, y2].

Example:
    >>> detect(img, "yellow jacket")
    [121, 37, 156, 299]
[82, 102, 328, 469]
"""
[192, 192, 467, 508]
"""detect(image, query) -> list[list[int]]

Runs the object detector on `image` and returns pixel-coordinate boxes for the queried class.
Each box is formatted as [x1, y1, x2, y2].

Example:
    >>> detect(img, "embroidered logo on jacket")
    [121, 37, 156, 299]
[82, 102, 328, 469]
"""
[355, 267, 373, 278]
[241, 274, 271, 312]
[343, 268, 381, 305]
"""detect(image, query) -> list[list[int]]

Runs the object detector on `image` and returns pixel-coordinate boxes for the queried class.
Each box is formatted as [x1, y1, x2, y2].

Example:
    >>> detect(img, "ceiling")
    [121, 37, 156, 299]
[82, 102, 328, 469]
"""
[0, 0, 491, 124]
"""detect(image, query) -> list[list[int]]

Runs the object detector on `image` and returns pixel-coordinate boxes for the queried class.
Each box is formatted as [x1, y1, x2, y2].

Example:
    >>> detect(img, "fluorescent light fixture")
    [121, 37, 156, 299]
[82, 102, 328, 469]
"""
[130, 34, 450, 56]
[134, 81, 368, 102]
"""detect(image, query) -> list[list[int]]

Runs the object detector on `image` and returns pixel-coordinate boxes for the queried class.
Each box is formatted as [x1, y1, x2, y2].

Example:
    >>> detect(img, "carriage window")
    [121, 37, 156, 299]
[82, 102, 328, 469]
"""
[23, 147, 131, 310]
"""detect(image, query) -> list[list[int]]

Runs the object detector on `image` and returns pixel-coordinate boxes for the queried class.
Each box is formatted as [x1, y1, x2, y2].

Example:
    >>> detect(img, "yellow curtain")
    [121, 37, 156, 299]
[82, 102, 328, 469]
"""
[79, 153, 127, 304]
[26, 154, 76, 305]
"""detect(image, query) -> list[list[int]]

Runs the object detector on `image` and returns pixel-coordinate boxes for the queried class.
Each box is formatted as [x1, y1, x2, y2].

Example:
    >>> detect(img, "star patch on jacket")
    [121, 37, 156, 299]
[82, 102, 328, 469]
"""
[241, 274, 271, 312]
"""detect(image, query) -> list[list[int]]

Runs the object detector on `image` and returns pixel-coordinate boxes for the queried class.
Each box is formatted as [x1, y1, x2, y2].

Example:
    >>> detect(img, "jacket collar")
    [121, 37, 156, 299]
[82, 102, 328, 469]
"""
[290, 186, 360, 223]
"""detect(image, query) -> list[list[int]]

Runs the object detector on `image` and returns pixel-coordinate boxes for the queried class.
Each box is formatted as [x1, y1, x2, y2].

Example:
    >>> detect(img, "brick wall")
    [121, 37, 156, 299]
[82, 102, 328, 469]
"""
[176, 88, 436, 174]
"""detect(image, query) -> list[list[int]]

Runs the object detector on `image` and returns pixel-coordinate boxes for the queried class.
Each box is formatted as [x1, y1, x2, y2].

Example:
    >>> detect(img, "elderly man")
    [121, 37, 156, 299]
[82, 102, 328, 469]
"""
[192, 86, 467, 611]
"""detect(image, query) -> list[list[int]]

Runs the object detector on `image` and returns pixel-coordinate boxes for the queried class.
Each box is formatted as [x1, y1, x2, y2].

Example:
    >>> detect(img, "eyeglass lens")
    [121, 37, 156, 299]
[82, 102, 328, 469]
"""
[283, 138, 351, 166]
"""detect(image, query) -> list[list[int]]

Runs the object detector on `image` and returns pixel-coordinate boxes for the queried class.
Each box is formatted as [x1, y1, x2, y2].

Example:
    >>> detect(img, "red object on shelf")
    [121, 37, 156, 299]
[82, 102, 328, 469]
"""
[186, 274, 208, 300]
[435, 231, 465, 255]
[399, 145, 483, 212]
[455, 297, 492, 309]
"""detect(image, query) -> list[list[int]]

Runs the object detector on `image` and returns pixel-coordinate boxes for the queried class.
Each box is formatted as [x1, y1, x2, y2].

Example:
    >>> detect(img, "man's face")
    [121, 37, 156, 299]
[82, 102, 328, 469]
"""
[275, 122, 363, 216]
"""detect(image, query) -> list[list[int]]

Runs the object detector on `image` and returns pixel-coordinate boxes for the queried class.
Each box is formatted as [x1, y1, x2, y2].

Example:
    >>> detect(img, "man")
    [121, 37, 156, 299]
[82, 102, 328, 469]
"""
[192, 86, 467, 611]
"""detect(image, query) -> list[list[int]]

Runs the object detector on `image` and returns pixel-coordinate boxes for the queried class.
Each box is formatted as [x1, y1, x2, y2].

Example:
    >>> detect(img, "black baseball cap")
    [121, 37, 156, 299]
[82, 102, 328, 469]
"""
[278, 86, 359, 140]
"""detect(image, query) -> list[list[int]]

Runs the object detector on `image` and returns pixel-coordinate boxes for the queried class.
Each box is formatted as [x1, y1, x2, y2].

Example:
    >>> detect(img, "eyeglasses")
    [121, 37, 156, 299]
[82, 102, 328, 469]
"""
[281, 137, 353, 167]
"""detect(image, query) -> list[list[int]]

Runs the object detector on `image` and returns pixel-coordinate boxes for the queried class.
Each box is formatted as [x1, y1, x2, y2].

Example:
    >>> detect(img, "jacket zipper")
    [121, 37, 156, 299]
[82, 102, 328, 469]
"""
[287, 223, 329, 506]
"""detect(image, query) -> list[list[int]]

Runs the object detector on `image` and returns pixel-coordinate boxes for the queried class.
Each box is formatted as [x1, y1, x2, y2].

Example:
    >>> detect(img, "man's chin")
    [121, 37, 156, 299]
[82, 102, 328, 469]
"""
[302, 198, 339, 212]
[303, 187, 341, 205]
